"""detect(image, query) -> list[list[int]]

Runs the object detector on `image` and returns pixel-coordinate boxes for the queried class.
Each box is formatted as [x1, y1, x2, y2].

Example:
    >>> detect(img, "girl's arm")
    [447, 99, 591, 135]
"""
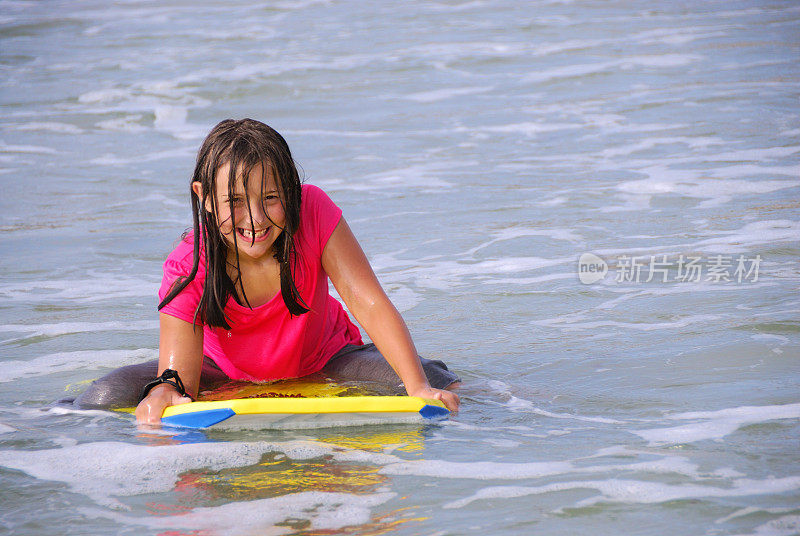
[134, 313, 204, 424]
[322, 218, 460, 411]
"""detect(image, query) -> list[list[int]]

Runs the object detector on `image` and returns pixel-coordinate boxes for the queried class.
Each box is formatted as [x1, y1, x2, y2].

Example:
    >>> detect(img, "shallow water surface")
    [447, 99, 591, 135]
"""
[1, 0, 799, 535]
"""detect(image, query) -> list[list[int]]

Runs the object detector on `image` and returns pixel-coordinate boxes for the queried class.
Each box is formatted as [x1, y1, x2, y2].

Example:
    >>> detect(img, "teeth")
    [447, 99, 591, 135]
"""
[239, 228, 267, 238]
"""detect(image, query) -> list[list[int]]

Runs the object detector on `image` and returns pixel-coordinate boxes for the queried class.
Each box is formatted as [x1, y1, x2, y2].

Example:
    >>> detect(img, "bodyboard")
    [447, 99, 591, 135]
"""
[160, 396, 450, 430]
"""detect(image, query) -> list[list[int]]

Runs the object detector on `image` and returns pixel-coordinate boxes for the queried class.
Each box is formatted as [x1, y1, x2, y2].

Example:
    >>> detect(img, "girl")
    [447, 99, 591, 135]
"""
[73, 118, 460, 422]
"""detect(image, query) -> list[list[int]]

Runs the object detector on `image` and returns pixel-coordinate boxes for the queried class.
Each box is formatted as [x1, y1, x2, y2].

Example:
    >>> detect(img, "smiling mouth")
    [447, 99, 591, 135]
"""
[236, 227, 270, 242]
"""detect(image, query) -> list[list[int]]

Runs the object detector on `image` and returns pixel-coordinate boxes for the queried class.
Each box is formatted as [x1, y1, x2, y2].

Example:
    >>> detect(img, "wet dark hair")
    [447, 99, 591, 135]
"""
[158, 118, 309, 329]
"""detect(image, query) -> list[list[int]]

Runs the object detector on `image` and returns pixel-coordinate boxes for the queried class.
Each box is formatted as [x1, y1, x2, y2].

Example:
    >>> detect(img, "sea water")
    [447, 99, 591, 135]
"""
[1, 0, 798, 534]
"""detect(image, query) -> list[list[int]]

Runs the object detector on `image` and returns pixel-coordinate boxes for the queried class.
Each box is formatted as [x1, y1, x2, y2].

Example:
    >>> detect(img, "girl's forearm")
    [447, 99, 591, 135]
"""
[321, 218, 432, 393]
[157, 313, 205, 398]
[351, 297, 431, 393]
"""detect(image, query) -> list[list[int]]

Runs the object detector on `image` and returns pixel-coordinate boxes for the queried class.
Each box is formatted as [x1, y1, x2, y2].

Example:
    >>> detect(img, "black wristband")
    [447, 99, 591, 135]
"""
[140, 368, 192, 402]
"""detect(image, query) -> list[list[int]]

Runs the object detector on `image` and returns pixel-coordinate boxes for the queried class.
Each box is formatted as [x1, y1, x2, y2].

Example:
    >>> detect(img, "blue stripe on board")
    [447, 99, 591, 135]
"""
[419, 404, 449, 420]
[161, 408, 236, 429]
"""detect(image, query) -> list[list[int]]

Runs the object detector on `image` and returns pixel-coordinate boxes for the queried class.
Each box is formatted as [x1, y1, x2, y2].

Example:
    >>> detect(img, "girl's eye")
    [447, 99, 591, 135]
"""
[264, 194, 278, 201]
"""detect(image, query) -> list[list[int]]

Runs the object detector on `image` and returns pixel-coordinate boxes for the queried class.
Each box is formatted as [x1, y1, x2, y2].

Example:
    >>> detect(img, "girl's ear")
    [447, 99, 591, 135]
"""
[191, 181, 212, 213]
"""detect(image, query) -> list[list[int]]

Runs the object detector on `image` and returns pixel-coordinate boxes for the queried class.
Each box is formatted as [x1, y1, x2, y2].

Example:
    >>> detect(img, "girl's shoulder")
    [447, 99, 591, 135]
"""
[301, 183, 340, 215]
[301, 183, 328, 206]
[298, 184, 342, 255]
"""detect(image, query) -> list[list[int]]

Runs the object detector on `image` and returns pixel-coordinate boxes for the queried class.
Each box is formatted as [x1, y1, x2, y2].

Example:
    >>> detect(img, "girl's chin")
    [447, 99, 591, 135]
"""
[222, 236, 277, 259]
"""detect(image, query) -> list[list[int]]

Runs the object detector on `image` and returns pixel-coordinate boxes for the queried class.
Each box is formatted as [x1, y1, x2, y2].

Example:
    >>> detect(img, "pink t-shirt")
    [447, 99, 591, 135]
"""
[158, 184, 363, 381]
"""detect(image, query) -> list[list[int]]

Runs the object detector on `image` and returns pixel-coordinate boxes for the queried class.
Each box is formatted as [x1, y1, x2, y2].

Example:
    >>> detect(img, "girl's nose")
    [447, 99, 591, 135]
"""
[248, 201, 268, 224]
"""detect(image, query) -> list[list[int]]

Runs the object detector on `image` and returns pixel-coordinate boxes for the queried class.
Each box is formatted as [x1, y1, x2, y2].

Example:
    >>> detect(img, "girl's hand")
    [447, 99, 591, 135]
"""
[408, 386, 460, 412]
[134, 383, 192, 425]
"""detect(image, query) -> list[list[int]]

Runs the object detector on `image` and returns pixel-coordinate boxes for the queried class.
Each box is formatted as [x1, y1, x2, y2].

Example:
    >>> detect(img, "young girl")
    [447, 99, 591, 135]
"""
[73, 118, 460, 422]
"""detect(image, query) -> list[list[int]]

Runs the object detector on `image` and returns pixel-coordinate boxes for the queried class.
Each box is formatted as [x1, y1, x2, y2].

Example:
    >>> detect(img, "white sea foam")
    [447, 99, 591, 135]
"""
[12, 122, 85, 134]
[0, 439, 353, 508]
[599, 136, 725, 158]
[402, 86, 493, 103]
[523, 55, 700, 84]
[400, 256, 567, 291]
[0, 276, 158, 303]
[0, 423, 16, 434]
[480, 273, 574, 286]
[0, 349, 155, 383]
[538, 195, 569, 206]
[715, 506, 800, 525]
[0, 139, 58, 154]
[349, 210, 431, 224]
[744, 515, 800, 536]
[444, 476, 800, 510]
[283, 128, 386, 138]
[153, 105, 205, 140]
[693, 220, 800, 254]
[478, 121, 582, 137]
[329, 162, 457, 192]
[634, 403, 800, 445]
[466, 226, 584, 256]
[593, 284, 763, 312]
[487, 380, 624, 423]
[89, 146, 195, 166]
[631, 27, 729, 46]
[382, 454, 719, 482]
[615, 171, 800, 210]
[79, 491, 394, 535]
[384, 285, 422, 313]
[78, 88, 134, 104]
[0, 320, 158, 343]
[95, 115, 148, 133]
[531, 313, 723, 333]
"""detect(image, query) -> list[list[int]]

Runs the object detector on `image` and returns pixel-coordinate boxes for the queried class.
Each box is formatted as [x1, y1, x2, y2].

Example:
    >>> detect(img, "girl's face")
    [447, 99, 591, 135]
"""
[193, 161, 286, 263]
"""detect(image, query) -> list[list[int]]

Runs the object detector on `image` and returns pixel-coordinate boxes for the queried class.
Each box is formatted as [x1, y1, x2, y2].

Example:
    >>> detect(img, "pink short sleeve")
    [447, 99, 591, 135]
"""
[301, 184, 342, 257]
[158, 239, 204, 325]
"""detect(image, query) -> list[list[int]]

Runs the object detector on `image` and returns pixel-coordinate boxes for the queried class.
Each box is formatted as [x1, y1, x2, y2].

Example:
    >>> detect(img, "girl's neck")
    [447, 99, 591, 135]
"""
[226, 249, 282, 307]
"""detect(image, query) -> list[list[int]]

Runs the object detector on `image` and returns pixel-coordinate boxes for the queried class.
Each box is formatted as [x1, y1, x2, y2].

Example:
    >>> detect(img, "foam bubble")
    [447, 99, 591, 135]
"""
[0, 139, 58, 154]
[153, 105, 204, 140]
[0, 423, 16, 434]
[0, 439, 346, 508]
[79, 490, 395, 535]
[531, 313, 723, 333]
[715, 506, 800, 525]
[615, 171, 800, 211]
[479, 121, 581, 136]
[634, 403, 800, 445]
[0, 348, 155, 383]
[283, 128, 386, 138]
[444, 476, 800, 510]
[78, 88, 132, 104]
[631, 27, 728, 46]
[13, 122, 85, 134]
[402, 86, 493, 103]
[0, 320, 158, 344]
[89, 146, 195, 166]
[600, 136, 724, 158]
[466, 227, 584, 256]
[95, 115, 148, 133]
[481, 273, 574, 286]
[333, 163, 457, 192]
[747, 515, 800, 536]
[0, 276, 158, 303]
[523, 55, 700, 84]
[694, 220, 800, 253]
[385, 285, 422, 313]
